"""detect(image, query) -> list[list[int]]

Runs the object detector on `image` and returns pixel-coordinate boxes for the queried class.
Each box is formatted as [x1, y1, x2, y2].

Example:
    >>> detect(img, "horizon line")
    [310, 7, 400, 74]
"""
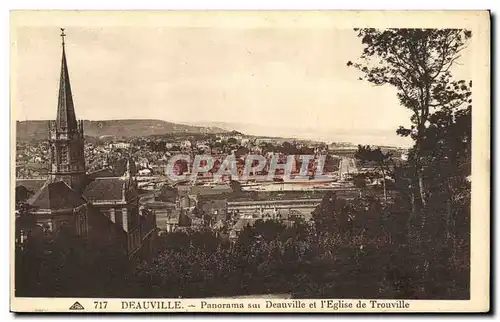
[15, 118, 412, 148]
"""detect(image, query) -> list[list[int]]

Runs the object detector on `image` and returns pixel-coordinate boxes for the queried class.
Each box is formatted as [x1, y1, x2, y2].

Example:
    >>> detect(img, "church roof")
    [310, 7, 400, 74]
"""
[16, 179, 47, 194]
[83, 177, 126, 202]
[87, 168, 115, 179]
[83, 177, 137, 203]
[27, 181, 87, 211]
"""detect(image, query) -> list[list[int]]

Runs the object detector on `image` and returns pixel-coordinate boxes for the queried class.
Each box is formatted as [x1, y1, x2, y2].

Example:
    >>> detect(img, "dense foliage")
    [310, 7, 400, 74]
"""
[15, 185, 468, 299]
[15, 228, 129, 297]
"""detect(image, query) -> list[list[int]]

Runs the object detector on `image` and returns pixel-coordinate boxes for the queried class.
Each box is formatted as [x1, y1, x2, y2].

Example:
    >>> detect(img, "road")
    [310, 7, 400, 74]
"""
[339, 157, 358, 179]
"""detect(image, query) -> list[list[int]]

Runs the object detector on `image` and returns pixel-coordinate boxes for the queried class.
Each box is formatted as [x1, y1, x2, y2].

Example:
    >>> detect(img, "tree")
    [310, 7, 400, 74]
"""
[311, 192, 354, 237]
[229, 180, 243, 194]
[157, 185, 177, 202]
[235, 146, 250, 158]
[348, 28, 472, 212]
[352, 173, 367, 197]
[227, 137, 238, 145]
[354, 145, 392, 204]
[281, 141, 297, 154]
[419, 105, 471, 239]
[15, 186, 33, 207]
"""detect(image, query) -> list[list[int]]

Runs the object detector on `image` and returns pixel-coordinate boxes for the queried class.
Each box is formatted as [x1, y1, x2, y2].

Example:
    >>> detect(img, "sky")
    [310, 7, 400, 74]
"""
[12, 18, 473, 147]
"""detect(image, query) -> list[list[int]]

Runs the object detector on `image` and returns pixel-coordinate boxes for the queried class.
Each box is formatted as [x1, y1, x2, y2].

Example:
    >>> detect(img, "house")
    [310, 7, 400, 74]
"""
[229, 216, 259, 242]
[138, 168, 152, 176]
[213, 219, 226, 231]
[198, 198, 228, 224]
[187, 213, 204, 229]
[110, 142, 131, 149]
[176, 183, 233, 210]
[180, 140, 192, 150]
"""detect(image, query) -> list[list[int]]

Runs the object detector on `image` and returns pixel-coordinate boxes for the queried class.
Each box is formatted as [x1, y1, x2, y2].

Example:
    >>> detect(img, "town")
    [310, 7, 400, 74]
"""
[16, 124, 408, 242]
[13, 26, 471, 301]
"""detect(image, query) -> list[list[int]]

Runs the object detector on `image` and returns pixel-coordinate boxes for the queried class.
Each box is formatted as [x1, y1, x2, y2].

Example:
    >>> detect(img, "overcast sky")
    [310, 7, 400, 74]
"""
[13, 22, 472, 147]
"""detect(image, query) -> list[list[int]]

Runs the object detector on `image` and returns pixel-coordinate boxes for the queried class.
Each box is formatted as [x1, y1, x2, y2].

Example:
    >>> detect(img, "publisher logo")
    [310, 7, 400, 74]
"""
[69, 301, 85, 310]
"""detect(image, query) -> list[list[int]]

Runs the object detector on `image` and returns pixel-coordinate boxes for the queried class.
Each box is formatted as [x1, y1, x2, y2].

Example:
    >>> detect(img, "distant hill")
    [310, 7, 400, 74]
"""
[16, 119, 227, 141]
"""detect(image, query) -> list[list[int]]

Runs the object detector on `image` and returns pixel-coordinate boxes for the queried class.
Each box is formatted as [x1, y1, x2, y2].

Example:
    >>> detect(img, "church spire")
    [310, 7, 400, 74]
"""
[56, 28, 77, 132]
[49, 28, 86, 191]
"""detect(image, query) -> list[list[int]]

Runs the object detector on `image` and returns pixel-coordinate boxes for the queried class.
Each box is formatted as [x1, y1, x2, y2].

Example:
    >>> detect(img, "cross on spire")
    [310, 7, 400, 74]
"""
[56, 27, 77, 131]
[60, 28, 66, 46]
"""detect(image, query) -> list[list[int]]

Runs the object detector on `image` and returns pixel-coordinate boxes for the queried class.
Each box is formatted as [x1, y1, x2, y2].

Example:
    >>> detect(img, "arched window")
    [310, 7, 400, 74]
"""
[58, 220, 71, 237]
[42, 222, 53, 235]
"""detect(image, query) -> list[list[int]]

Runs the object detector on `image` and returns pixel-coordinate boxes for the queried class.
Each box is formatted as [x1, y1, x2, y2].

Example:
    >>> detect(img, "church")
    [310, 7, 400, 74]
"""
[15, 30, 157, 260]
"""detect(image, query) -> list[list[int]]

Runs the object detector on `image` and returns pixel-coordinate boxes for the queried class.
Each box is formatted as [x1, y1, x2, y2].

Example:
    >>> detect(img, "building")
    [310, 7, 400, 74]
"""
[180, 140, 192, 150]
[15, 30, 156, 260]
[138, 168, 152, 176]
[110, 142, 131, 149]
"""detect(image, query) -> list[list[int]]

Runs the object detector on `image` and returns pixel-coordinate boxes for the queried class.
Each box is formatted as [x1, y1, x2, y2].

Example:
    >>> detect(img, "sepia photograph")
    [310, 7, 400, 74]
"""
[10, 10, 490, 313]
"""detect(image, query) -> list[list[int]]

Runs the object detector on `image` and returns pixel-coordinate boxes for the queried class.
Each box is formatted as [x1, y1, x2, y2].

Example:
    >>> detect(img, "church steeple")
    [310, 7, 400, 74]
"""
[48, 29, 86, 191]
[56, 28, 78, 132]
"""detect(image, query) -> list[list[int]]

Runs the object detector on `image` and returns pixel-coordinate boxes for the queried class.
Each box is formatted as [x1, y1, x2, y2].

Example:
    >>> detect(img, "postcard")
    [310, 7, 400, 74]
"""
[10, 10, 490, 313]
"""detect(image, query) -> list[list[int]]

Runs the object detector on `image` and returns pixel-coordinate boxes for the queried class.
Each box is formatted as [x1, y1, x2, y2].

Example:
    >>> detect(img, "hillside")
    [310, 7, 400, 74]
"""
[16, 119, 227, 141]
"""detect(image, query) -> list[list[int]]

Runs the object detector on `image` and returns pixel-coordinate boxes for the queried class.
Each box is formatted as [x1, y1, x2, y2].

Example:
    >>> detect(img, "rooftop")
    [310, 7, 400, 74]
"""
[28, 181, 87, 211]
[83, 177, 132, 202]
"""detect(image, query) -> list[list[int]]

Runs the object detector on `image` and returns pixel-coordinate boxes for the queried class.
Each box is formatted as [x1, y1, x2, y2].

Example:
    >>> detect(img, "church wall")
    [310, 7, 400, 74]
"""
[127, 226, 141, 255]
[136, 232, 157, 260]
[127, 203, 140, 232]
[92, 206, 126, 227]
[75, 206, 88, 237]
[87, 206, 127, 251]
[115, 208, 123, 227]
[31, 212, 75, 236]
[88, 203, 145, 257]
